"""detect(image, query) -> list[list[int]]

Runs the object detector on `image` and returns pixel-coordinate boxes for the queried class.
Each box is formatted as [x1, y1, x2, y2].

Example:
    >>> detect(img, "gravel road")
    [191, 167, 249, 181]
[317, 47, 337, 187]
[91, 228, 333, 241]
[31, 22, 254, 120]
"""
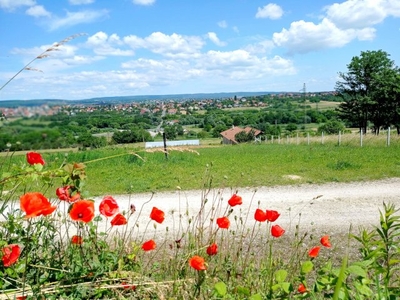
[93, 177, 400, 238]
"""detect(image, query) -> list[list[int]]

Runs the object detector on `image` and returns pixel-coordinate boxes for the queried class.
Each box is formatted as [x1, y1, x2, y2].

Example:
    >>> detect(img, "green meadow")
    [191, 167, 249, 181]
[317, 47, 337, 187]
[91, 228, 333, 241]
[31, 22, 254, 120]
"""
[34, 142, 400, 196]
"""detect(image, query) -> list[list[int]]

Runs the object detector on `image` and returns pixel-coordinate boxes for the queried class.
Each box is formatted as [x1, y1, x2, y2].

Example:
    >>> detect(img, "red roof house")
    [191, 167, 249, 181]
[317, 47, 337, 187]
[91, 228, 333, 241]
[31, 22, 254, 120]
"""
[220, 126, 262, 144]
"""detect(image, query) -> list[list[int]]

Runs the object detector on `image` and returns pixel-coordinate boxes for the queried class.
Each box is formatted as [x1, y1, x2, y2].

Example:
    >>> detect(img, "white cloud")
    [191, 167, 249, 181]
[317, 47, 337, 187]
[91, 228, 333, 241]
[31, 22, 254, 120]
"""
[86, 32, 135, 56]
[0, 0, 35, 11]
[47, 9, 108, 31]
[272, 18, 375, 54]
[244, 40, 275, 54]
[132, 0, 155, 5]
[255, 3, 283, 20]
[324, 0, 387, 29]
[69, 0, 95, 5]
[207, 32, 226, 47]
[124, 32, 204, 58]
[218, 20, 227, 28]
[26, 5, 51, 18]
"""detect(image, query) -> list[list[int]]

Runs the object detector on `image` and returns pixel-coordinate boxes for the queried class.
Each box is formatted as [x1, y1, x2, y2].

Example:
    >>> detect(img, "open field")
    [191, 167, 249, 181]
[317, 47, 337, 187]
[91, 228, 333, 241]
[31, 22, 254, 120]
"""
[4, 139, 400, 197]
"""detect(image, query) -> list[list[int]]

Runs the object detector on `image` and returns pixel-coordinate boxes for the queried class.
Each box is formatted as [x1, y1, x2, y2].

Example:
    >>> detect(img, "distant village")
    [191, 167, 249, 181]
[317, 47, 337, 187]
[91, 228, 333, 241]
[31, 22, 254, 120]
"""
[0, 91, 337, 119]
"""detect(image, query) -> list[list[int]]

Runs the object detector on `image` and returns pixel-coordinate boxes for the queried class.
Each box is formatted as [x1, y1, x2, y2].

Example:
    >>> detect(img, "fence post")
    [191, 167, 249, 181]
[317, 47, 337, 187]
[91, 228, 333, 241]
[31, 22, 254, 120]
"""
[321, 132, 324, 144]
[278, 135, 281, 144]
[360, 130, 363, 147]
[265, 136, 268, 144]
[297, 132, 299, 145]
[272, 136, 274, 144]
[387, 127, 391, 146]
[307, 132, 310, 145]
[338, 131, 341, 146]
[163, 132, 168, 159]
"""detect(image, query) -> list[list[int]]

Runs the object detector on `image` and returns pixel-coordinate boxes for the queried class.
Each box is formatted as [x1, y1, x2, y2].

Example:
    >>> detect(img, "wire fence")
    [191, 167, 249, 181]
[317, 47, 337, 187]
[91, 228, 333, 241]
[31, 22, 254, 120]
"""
[265, 128, 400, 147]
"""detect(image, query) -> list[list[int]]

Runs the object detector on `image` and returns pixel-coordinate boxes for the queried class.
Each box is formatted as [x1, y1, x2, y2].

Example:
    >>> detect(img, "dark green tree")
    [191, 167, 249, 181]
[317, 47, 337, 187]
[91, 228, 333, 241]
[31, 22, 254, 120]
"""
[336, 50, 400, 134]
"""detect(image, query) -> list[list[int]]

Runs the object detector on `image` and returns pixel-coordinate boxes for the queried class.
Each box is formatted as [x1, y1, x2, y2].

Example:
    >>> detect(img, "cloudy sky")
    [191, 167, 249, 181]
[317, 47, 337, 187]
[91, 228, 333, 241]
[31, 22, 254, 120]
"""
[0, 0, 399, 100]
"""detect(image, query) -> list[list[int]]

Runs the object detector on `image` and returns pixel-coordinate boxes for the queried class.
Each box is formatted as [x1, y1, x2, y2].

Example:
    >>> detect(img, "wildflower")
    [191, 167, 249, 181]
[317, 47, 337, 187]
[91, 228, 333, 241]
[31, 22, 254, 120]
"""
[265, 210, 280, 222]
[189, 255, 207, 270]
[56, 186, 80, 202]
[26, 151, 45, 165]
[271, 225, 285, 238]
[130, 203, 136, 213]
[69, 200, 95, 223]
[142, 239, 156, 251]
[254, 208, 268, 222]
[228, 194, 242, 207]
[309, 246, 321, 258]
[122, 282, 136, 290]
[2, 244, 21, 267]
[150, 207, 165, 224]
[206, 243, 218, 256]
[71, 235, 83, 245]
[216, 216, 230, 229]
[99, 196, 119, 217]
[111, 213, 127, 226]
[298, 283, 307, 293]
[320, 235, 331, 248]
[20, 192, 56, 218]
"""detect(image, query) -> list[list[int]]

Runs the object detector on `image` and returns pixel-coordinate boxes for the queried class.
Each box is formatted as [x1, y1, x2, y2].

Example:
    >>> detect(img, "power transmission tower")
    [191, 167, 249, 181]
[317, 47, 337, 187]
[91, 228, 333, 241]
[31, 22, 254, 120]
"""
[300, 83, 307, 127]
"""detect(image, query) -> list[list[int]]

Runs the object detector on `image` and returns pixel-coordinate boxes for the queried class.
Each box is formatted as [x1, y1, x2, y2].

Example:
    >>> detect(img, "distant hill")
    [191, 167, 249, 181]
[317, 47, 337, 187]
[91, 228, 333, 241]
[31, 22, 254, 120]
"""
[0, 91, 279, 107]
[0, 90, 334, 108]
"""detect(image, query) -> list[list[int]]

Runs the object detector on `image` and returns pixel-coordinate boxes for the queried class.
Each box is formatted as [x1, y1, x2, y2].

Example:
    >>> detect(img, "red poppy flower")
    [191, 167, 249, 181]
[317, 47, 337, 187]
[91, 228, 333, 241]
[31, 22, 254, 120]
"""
[309, 246, 321, 258]
[111, 213, 127, 226]
[142, 239, 156, 251]
[206, 243, 218, 256]
[254, 208, 268, 222]
[265, 210, 280, 222]
[69, 200, 95, 223]
[16, 296, 27, 300]
[298, 283, 307, 294]
[26, 152, 45, 165]
[2, 244, 21, 267]
[228, 194, 242, 207]
[71, 235, 83, 245]
[320, 235, 331, 248]
[20, 192, 56, 218]
[150, 207, 165, 224]
[216, 216, 230, 229]
[99, 196, 119, 217]
[189, 255, 207, 271]
[122, 282, 136, 290]
[271, 224, 285, 238]
[56, 186, 80, 203]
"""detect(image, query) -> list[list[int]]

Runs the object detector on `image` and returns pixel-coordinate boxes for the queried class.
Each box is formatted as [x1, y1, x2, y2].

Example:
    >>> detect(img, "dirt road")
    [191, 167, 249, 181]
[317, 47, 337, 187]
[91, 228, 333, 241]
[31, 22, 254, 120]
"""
[93, 177, 400, 237]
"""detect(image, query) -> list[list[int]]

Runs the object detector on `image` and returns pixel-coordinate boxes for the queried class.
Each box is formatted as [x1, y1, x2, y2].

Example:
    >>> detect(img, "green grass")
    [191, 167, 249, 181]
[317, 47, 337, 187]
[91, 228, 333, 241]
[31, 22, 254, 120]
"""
[31, 142, 400, 196]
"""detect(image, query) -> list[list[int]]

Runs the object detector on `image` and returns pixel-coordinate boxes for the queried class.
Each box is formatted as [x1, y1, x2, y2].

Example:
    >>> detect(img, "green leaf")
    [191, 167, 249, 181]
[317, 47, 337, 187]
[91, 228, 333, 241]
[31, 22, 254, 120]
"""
[274, 269, 288, 283]
[249, 293, 262, 300]
[214, 282, 227, 297]
[235, 286, 250, 296]
[347, 265, 367, 277]
[301, 261, 314, 274]
[280, 282, 292, 294]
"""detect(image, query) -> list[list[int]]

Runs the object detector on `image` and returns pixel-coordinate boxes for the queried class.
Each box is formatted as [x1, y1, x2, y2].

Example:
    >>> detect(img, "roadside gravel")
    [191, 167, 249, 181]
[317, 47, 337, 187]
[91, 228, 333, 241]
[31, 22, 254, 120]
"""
[93, 177, 400, 238]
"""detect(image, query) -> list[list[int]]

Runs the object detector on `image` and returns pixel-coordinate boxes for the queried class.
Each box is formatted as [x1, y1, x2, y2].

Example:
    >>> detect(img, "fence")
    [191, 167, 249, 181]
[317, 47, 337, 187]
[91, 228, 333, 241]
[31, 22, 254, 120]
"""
[265, 128, 400, 147]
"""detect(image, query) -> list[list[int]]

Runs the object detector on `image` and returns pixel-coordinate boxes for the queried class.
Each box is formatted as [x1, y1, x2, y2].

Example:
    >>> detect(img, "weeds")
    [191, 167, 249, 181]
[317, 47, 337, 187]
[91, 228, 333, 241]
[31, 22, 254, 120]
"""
[1, 151, 400, 299]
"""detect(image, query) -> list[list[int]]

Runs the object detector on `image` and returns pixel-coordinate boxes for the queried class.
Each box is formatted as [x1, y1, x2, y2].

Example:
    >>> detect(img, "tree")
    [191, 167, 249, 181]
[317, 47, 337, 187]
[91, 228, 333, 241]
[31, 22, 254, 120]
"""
[235, 130, 255, 143]
[336, 50, 400, 134]
[317, 120, 345, 135]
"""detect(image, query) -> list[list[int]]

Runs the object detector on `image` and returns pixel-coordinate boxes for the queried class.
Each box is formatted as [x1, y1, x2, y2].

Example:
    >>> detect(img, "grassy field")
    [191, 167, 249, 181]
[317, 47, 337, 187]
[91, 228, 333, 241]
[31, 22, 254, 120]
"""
[2, 137, 400, 299]
[10, 141, 395, 197]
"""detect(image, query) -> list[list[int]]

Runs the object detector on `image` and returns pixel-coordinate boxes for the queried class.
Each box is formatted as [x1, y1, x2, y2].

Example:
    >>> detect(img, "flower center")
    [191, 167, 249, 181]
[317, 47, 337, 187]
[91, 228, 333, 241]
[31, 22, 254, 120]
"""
[78, 213, 83, 218]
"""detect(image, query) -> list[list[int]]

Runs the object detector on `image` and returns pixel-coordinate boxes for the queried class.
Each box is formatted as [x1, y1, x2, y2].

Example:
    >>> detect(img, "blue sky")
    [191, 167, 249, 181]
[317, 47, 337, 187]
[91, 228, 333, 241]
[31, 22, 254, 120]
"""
[0, 0, 399, 100]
